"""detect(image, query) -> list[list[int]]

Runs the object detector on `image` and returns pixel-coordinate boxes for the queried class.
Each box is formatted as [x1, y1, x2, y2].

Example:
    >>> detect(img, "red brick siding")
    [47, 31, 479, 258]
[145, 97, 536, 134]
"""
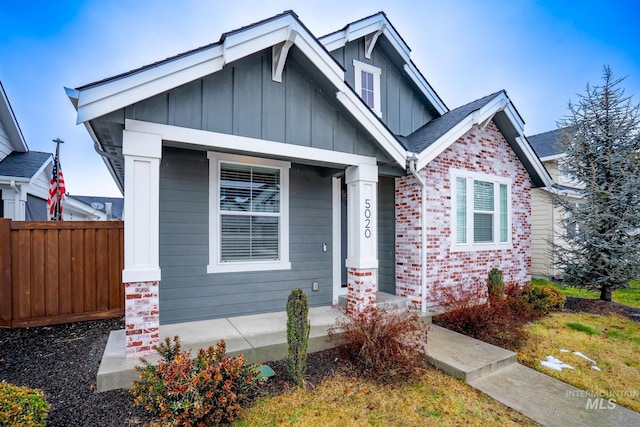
[395, 122, 531, 307]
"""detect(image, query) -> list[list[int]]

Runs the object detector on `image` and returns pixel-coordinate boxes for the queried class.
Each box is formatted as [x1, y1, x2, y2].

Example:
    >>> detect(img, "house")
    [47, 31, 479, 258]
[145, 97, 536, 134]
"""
[62, 194, 124, 220]
[528, 128, 583, 278]
[0, 81, 53, 221]
[66, 11, 552, 357]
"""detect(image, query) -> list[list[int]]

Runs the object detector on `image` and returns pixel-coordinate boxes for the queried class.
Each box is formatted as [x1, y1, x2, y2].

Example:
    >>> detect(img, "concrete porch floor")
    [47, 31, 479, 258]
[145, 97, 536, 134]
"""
[97, 305, 348, 392]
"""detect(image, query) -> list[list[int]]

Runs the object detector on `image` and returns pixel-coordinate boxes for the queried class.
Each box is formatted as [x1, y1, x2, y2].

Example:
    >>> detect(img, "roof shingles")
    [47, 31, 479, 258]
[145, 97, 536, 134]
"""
[0, 151, 51, 179]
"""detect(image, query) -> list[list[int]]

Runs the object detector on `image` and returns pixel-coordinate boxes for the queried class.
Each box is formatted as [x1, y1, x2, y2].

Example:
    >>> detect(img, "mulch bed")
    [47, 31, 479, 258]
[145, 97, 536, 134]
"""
[0, 296, 637, 426]
[563, 296, 640, 321]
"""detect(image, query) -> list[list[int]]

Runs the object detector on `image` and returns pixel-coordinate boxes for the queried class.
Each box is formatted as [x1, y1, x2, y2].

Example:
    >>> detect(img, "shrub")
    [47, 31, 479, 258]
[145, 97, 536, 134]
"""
[434, 281, 529, 350]
[487, 268, 505, 298]
[0, 382, 49, 427]
[507, 283, 566, 318]
[131, 336, 263, 426]
[328, 306, 429, 381]
[286, 288, 310, 387]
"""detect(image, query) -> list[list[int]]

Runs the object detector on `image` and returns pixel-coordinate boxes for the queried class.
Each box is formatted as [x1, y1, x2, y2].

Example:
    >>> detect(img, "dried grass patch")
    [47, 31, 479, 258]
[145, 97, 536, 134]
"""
[235, 369, 535, 426]
[519, 312, 640, 412]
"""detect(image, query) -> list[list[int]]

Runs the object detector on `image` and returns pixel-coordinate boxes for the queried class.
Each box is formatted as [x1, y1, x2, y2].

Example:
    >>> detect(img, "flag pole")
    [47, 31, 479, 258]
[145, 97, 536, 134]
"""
[52, 138, 64, 221]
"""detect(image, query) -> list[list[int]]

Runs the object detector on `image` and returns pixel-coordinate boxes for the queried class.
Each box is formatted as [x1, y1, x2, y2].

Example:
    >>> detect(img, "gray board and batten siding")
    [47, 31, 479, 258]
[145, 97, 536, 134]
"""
[92, 38, 438, 186]
[159, 147, 397, 324]
[329, 37, 439, 137]
[122, 46, 395, 163]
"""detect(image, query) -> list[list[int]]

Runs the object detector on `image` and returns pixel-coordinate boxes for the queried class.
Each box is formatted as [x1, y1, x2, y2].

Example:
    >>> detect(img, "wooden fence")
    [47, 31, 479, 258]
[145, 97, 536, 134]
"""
[0, 219, 124, 328]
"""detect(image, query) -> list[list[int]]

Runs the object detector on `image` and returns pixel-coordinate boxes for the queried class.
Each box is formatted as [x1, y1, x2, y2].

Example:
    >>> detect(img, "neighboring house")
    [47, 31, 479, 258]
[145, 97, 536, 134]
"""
[528, 128, 583, 278]
[0, 81, 53, 220]
[63, 194, 124, 220]
[66, 11, 552, 357]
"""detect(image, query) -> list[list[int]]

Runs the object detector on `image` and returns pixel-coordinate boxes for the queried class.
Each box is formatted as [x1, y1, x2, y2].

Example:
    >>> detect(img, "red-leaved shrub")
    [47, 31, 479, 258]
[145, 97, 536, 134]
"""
[433, 281, 529, 350]
[328, 306, 429, 381]
[131, 336, 263, 426]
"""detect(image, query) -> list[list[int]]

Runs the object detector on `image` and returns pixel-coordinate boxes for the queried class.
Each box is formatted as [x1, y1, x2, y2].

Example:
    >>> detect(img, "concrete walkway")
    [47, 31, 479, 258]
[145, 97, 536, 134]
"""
[97, 306, 640, 426]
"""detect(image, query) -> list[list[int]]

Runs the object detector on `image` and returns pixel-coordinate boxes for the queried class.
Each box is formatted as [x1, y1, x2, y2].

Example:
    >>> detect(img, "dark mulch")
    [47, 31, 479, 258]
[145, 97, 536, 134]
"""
[0, 317, 344, 426]
[1, 296, 637, 426]
[563, 296, 640, 322]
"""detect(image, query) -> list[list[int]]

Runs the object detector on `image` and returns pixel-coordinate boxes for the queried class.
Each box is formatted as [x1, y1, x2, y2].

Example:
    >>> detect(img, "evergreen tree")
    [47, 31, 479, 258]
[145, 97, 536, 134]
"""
[551, 66, 640, 301]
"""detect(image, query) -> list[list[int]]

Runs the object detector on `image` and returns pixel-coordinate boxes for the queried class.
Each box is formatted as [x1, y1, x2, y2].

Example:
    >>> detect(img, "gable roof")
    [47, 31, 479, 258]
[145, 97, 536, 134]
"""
[0, 81, 28, 153]
[402, 90, 551, 188]
[319, 12, 448, 115]
[399, 92, 503, 153]
[66, 10, 409, 176]
[528, 128, 565, 159]
[0, 151, 52, 181]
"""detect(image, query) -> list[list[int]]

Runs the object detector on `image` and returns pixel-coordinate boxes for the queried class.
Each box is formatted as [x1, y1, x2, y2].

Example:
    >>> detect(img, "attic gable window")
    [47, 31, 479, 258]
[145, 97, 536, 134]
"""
[353, 60, 381, 117]
[450, 169, 512, 251]
[207, 152, 291, 273]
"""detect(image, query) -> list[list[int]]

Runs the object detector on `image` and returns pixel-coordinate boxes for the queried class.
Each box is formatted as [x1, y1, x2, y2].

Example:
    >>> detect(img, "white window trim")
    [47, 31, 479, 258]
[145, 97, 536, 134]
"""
[207, 152, 291, 273]
[353, 59, 382, 117]
[450, 168, 513, 252]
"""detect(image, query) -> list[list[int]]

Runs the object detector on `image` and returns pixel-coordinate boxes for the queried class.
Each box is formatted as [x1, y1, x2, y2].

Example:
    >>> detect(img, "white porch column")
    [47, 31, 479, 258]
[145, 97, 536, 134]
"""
[122, 129, 162, 357]
[345, 164, 378, 313]
[2, 183, 26, 220]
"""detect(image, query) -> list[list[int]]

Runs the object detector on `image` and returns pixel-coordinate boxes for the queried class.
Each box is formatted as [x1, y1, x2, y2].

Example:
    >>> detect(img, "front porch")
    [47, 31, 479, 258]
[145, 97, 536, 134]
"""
[96, 297, 508, 393]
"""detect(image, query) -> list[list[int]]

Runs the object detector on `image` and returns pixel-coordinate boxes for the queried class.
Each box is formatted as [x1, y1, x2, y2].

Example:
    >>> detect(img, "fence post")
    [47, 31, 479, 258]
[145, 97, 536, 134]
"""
[0, 218, 12, 327]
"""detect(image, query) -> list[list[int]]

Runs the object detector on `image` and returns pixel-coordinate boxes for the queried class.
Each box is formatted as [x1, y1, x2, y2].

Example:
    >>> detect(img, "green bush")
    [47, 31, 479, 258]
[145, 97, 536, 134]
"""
[286, 288, 310, 387]
[131, 336, 263, 426]
[487, 268, 505, 298]
[508, 283, 566, 318]
[328, 306, 429, 381]
[0, 382, 49, 427]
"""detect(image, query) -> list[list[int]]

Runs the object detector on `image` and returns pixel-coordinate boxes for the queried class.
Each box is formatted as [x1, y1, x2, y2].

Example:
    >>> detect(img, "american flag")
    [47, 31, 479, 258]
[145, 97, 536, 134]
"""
[48, 140, 66, 220]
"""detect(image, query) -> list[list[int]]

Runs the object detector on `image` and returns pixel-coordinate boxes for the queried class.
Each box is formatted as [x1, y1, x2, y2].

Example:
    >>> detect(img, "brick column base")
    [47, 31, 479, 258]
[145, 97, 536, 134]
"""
[346, 268, 377, 314]
[125, 281, 160, 358]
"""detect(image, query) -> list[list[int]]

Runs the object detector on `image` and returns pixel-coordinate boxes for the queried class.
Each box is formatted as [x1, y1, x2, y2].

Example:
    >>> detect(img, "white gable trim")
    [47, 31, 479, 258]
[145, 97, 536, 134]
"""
[320, 14, 447, 115]
[414, 92, 553, 188]
[516, 135, 555, 188]
[415, 93, 513, 170]
[0, 84, 28, 152]
[71, 13, 408, 168]
[125, 119, 378, 167]
[70, 14, 345, 124]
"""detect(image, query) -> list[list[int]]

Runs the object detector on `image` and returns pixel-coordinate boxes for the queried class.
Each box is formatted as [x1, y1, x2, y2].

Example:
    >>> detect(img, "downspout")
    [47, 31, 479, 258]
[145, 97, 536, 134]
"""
[407, 154, 427, 313]
[9, 180, 20, 220]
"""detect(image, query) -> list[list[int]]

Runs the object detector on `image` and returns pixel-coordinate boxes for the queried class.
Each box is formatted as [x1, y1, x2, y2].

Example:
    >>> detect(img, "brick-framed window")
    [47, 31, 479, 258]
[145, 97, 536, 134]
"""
[450, 168, 512, 251]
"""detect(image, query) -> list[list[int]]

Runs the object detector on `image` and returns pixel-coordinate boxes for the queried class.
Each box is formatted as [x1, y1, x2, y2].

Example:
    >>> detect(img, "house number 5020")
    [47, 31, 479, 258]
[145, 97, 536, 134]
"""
[364, 198, 372, 239]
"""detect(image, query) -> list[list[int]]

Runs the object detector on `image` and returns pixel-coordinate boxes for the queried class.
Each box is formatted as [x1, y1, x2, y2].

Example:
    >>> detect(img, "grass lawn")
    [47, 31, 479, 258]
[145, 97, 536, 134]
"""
[518, 312, 640, 412]
[532, 278, 640, 308]
[235, 370, 536, 426]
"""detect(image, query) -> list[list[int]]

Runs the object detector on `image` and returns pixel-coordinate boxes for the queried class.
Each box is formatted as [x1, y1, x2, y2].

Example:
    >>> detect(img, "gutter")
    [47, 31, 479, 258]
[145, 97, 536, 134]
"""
[407, 154, 427, 313]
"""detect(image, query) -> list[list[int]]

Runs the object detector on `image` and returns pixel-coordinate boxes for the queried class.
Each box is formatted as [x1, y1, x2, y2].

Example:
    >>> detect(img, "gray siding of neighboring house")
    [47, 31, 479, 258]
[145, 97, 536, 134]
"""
[329, 39, 436, 137]
[159, 146, 334, 324]
[378, 176, 396, 293]
[124, 47, 394, 164]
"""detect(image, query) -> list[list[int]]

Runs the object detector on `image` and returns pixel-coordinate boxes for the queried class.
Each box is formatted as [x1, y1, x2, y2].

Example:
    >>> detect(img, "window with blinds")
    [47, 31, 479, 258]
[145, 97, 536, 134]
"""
[453, 170, 511, 249]
[208, 152, 291, 274]
[219, 163, 281, 262]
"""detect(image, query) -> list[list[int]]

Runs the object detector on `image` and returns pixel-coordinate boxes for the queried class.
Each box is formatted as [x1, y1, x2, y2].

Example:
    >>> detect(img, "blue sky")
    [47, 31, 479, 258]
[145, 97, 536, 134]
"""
[1, 0, 638, 197]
